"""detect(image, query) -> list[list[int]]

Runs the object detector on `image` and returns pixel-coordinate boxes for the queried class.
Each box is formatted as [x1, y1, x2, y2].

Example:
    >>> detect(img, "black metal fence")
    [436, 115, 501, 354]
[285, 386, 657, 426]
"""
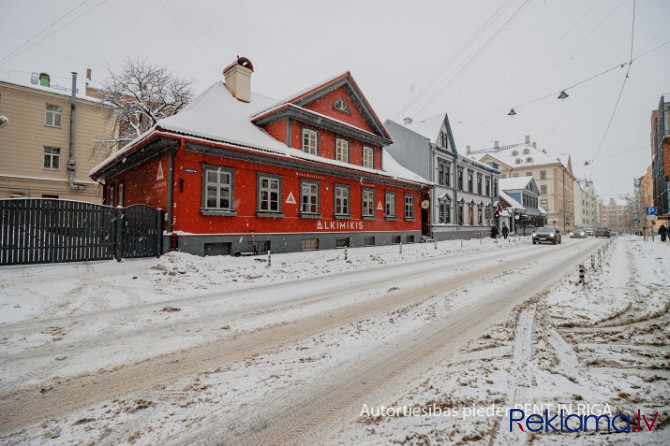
[0, 199, 163, 266]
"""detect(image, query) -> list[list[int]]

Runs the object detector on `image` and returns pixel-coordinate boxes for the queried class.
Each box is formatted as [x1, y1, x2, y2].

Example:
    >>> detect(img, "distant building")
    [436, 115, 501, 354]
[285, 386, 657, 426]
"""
[601, 197, 632, 231]
[469, 136, 576, 234]
[0, 73, 114, 201]
[650, 94, 670, 223]
[384, 114, 499, 240]
[574, 178, 598, 229]
[91, 58, 431, 256]
[499, 177, 545, 234]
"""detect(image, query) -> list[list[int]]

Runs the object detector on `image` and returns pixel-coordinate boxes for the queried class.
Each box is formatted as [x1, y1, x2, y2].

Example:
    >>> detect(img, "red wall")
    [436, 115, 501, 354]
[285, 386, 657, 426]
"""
[170, 141, 422, 235]
[106, 153, 170, 210]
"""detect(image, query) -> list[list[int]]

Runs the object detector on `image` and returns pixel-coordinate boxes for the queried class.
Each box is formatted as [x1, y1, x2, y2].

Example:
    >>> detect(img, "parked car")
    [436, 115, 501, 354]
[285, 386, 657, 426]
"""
[532, 227, 562, 245]
[584, 227, 594, 237]
[570, 227, 587, 238]
[595, 227, 610, 238]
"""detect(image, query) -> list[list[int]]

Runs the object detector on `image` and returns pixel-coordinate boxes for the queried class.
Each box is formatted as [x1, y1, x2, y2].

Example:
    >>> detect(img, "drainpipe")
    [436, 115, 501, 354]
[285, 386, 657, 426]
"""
[68, 72, 85, 190]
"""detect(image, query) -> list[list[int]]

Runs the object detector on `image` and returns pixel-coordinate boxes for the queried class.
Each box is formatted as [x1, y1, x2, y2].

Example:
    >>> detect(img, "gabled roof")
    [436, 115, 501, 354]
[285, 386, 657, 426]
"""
[470, 143, 567, 169]
[500, 191, 525, 211]
[91, 75, 428, 185]
[402, 113, 458, 155]
[251, 72, 391, 145]
[500, 176, 534, 191]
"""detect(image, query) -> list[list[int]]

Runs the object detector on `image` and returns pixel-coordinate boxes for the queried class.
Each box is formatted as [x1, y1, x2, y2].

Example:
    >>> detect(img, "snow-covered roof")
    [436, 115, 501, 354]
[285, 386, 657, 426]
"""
[158, 81, 287, 154]
[470, 143, 564, 168]
[382, 150, 430, 183]
[500, 176, 533, 191]
[402, 114, 445, 143]
[499, 191, 525, 211]
[92, 79, 429, 185]
[0, 77, 103, 103]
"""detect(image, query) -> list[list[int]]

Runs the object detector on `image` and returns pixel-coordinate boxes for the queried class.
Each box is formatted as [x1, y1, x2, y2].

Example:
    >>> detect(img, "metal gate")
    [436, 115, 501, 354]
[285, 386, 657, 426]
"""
[0, 199, 163, 266]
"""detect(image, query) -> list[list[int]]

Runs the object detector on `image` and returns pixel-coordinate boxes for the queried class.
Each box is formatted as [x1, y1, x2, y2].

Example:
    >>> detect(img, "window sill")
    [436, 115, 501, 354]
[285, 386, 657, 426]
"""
[256, 211, 284, 218]
[362, 216, 376, 220]
[201, 209, 237, 216]
[300, 213, 322, 219]
[385, 216, 398, 221]
[334, 215, 352, 220]
[405, 218, 416, 222]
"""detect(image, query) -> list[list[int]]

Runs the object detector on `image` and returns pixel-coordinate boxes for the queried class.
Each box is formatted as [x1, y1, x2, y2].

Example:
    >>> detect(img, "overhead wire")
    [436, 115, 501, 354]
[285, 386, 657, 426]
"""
[414, 0, 533, 119]
[395, 0, 518, 120]
[589, 0, 636, 171]
[0, 0, 109, 67]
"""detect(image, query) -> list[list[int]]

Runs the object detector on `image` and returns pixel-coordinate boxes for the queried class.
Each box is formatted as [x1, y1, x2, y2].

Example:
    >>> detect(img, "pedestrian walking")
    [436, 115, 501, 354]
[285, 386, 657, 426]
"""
[501, 224, 509, 240]
[659, 224, 668, 242]
[491, 226, 498, 239]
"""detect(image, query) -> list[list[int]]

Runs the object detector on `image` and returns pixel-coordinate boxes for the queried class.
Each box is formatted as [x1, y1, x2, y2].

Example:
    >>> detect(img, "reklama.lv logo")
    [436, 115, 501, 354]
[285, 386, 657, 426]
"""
[510, 409, 659, 433]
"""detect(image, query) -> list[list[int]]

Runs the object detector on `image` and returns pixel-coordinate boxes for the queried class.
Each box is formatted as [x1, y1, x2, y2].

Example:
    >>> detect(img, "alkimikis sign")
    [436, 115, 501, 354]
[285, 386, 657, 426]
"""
[510, 409, 659, 433]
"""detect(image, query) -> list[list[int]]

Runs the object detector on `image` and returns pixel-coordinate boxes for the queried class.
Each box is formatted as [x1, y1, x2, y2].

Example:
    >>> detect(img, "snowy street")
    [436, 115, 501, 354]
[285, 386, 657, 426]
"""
[0, 236, 668, 445]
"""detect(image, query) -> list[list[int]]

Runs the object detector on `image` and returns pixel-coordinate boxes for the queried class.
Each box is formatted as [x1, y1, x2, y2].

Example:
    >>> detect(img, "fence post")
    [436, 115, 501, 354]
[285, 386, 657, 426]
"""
[114, 206, 124, 262]
[266, 250, 271, 268]
[156, 208, 164, 258]
[399, 241, 402, 254]
[344, 245, 348, 261]
[578, 264, 585, 285]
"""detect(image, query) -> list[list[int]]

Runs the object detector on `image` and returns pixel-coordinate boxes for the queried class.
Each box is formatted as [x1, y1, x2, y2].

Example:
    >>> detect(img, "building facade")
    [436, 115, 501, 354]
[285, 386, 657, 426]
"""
[384, 114, 499, 240]
[469, 136, 576, 234]
[499, 177, 545, 235]
[601, 198, 633, 232]
[574, 178, 598, 229]
[651, 95, 670, 223]
[91, 58, 430, 256]
[0, 75, 114, 201]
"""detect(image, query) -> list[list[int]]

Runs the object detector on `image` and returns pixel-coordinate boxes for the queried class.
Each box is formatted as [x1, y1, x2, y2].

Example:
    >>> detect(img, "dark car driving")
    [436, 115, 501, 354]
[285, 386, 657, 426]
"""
[595, 227, 610, 238]
[532, 227, 562, 245]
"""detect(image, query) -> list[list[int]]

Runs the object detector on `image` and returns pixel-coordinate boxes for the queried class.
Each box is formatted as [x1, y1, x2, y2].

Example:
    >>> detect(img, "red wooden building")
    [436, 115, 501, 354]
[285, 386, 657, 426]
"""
[91, 58, 431, 256]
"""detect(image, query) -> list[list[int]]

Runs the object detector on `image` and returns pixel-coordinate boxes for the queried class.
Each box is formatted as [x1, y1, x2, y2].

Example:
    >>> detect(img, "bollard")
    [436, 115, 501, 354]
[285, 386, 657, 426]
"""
[591, 254, 595, 270]
[435, 241, 437, 250]
[461, 240, 463, 248]
[266, 250, 271, 268]
[399, 242, 402, 254]
[344, 246, 348, 261]
[578, 263, 585, 285]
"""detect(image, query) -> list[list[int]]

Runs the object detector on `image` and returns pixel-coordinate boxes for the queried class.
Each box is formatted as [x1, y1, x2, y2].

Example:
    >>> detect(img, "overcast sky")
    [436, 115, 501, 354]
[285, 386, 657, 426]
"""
[2, 0, 669, 200]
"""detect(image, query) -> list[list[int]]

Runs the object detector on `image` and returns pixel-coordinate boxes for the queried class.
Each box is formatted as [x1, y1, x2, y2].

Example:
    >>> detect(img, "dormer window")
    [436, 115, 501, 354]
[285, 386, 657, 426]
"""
[515, 158, 522, 164]
[523, 148, 530, 154]
[333, 98, 351, 115]
[526, 157, 533, 163]
[511, 150, 519, 156]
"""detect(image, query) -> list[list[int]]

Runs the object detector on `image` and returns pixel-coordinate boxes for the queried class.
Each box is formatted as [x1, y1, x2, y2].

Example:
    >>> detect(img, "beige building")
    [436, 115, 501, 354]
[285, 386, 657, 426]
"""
[0, 74, 114, 202]
[468, 136, 576, 233]
[601, 197, 633, 232]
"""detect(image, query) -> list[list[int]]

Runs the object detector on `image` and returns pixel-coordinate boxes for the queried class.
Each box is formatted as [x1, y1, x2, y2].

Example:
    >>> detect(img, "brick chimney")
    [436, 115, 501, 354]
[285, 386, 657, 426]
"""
[466, 145, 471, 154]
[525, 135, 530, 144]
[494, 140, 499, 148]
[223, 56, 254, 103]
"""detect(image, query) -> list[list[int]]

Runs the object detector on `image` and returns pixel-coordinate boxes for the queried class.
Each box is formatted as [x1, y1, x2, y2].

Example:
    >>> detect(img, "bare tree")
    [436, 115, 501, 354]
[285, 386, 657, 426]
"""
[96, 58, 194, 155]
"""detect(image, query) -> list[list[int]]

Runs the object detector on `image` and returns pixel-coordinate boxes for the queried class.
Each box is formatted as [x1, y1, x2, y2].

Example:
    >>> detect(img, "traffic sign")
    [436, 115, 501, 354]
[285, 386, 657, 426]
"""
[647, 215, 657, 221]
[646, 206, 657, 215]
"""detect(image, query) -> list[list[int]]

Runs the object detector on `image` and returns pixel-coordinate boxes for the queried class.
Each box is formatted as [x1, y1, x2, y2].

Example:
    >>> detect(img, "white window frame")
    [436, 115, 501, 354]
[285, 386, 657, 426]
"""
[300, 180, 320, 215]
[336, 138, 349, 163]
[43, 146, 60, 169]
[362, 188, 374, 217]
[258, 174, 282, 214]
[385, 191, 396, 218]
[334, 185, 350, 216]
[363, 146, 374, 168]
[203, 165, 235, 212]
[301, 128, 318, 155]
[404, 194, 414, 220]
[45, 104, 62, 127]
